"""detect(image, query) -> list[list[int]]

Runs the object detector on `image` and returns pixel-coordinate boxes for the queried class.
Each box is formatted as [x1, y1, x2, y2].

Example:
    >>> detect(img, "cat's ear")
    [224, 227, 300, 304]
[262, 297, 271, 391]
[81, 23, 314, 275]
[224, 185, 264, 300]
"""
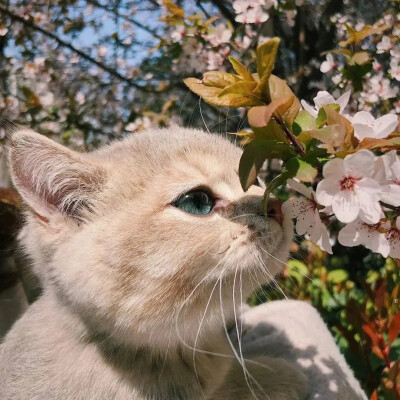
[7, 128, 107, 221]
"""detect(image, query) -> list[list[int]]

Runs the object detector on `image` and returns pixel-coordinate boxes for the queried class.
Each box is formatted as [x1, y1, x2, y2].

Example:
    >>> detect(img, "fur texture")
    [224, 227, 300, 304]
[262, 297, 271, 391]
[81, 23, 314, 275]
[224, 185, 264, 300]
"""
[0, 127, 307, 399]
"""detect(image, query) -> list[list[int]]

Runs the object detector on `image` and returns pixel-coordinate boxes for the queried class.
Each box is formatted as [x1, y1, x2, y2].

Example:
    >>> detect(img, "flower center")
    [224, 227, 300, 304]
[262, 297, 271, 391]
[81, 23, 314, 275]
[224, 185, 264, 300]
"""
[339, 176, 359, 191]
[386, 228, 400, 241]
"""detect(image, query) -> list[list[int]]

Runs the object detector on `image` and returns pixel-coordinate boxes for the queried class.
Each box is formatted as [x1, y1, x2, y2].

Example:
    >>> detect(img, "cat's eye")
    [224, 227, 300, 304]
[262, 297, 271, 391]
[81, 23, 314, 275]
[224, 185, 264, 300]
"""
[173, 190, 214, 215]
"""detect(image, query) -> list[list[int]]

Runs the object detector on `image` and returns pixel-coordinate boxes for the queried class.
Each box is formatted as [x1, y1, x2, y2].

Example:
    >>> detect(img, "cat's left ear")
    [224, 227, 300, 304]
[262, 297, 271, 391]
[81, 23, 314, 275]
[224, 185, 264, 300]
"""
[7, 128, 107, 222]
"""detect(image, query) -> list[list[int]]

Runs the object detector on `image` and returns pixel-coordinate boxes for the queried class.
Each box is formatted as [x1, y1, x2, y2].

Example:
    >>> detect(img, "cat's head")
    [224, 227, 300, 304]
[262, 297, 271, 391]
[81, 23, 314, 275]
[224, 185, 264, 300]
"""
[8, 127, 292, 350]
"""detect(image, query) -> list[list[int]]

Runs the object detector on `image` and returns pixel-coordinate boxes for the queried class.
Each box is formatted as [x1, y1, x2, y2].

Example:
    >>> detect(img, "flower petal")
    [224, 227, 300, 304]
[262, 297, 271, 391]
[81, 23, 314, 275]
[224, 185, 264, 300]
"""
[322, 158, 345, 180]
[332, 190, 360, 223]
[338, 220, 365, 246]
[358, 201, 381, 224]
[366, 231, 390, 258]
[374, 114, 398, 139]
[316, 224, 333, 254]
[345, 150, 376, 178]
[352, 111, 375, 125]
[315, 179, 337, 206]
[356, 178, 382, 202]
[336, 90, 351, 114]
[300, 100, 317, 118]
[353, 123, 376, 141]
[381, 184, 400, 207]
[313, 91, 335, 108]
[389, 239, 400, 259]
[287, 179, 314, 199]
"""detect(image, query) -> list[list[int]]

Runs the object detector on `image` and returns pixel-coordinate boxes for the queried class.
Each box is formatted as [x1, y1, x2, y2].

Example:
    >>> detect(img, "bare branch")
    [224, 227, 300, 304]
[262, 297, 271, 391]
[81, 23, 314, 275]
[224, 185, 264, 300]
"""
[0, 4, 155, 92]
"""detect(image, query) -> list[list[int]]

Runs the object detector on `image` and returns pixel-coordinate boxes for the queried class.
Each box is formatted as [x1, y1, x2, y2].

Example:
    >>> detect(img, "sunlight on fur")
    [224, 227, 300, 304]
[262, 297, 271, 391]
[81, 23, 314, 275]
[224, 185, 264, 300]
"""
[0, 127, 308, 400]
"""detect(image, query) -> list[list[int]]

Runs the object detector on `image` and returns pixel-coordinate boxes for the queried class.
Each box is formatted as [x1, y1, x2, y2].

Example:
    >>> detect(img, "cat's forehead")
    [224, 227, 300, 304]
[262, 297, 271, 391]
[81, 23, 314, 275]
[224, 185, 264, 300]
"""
[92, 127, 242, 185]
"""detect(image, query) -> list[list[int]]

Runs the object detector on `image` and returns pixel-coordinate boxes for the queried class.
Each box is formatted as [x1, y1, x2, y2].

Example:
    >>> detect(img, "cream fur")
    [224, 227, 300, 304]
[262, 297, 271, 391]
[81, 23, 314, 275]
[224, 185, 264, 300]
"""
[0, 127, 306, 399]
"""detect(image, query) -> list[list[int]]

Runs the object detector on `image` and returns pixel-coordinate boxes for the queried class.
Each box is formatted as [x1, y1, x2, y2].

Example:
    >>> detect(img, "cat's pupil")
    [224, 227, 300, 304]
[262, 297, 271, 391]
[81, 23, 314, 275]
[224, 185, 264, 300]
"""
[174, 190, 213, 215]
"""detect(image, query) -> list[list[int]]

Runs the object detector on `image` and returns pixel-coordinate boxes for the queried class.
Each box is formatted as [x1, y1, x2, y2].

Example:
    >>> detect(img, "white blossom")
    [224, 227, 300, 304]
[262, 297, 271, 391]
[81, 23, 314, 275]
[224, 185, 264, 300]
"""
[283, 179, 332, 254]
[373, 150, 400, 207]
[316, 150, 382, 224]
[376, 35, 392, 54]
[347, 111, 398, 140]
[320, 54, 336, 73]
[385, 218, 400, 259]
[338, 219, 390, 257]
[301, 90, 351, 118]
[205, 24, 232, 47]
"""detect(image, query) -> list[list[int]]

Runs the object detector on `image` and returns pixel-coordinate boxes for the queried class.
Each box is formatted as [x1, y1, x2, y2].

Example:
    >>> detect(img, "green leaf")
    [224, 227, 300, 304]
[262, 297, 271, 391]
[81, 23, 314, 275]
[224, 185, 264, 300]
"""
[228, 57, 254, 81]
[316, 107, 328, 128]
[262, 170, 294, 215]
[285, 157, 318, 182]
[252, 120, 289, 143]
[287, 260, 309, 284]
[256, 37, 280, 79]
[327, 269, 349, 284]
[292, 110, 316, 135]
[239, 140, 295, 191]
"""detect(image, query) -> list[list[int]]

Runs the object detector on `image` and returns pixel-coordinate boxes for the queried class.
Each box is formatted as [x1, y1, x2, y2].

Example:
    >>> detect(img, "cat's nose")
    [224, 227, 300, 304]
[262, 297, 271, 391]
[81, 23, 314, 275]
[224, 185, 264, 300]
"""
[266, 198, 283, 226]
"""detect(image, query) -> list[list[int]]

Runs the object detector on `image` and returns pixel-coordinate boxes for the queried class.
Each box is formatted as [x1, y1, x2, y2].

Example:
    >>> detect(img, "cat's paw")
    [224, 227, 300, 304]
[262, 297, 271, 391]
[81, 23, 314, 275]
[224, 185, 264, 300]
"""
[247, 356, 308, 400]
[212, 355, 308, 400]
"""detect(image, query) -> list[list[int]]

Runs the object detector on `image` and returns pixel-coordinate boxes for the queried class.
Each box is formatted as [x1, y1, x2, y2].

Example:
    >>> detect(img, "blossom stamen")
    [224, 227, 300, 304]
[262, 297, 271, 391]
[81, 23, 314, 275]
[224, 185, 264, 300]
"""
[339, 176, 359, 191]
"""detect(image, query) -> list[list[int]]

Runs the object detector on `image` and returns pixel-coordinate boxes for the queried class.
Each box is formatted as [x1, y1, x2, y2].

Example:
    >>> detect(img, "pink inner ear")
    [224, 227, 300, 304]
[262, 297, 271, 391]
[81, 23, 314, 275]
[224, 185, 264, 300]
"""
[10, 134, 106, 219]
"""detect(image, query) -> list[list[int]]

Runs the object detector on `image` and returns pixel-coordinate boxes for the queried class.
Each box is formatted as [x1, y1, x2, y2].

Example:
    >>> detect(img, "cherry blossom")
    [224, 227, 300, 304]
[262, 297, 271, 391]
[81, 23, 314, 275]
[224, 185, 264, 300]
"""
[376, 36, 392, 54]
[170, 25, 185, 43]
[300, 90, 351, 118]
[320, 54, 336, 73]
[283, 179, 332, 254]
[235, 7, 270, 24]
[347, 111, 398, 140]
[338, 219, 390, 257]
[233, 0, 251, 14]
[316, 150, 382, 224]
[385, 218, 400, 258]
[205, 24, 232, 47]
[373, 150, 400, 207]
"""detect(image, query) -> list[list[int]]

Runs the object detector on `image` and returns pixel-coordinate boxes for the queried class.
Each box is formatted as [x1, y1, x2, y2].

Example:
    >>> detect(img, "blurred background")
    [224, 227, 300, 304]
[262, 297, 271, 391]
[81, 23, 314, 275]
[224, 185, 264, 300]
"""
[0, 0, 399, 398]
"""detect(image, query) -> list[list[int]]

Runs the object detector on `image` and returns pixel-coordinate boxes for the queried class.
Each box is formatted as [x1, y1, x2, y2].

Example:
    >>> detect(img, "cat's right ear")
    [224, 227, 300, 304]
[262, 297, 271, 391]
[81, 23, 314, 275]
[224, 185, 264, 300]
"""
[7, 128, 107, 222]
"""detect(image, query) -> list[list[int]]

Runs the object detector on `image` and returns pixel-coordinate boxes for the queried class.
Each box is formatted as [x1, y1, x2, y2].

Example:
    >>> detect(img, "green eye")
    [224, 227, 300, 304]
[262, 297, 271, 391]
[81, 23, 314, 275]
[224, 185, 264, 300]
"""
[173, 190, 214, 215]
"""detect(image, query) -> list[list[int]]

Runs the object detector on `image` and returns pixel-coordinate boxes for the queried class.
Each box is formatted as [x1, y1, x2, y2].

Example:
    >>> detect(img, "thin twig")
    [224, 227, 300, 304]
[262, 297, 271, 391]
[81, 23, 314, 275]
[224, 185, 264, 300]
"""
[0, 4, 155, 92]
[275, 117, 305, 156]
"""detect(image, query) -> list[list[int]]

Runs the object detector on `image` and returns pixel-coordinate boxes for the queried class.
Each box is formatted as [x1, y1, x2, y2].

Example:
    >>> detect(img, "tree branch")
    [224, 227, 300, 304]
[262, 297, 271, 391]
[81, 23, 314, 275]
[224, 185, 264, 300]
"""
[86, 0, 164, 41]
[0, 4, 155, 92]
[207, 0, 238, 28]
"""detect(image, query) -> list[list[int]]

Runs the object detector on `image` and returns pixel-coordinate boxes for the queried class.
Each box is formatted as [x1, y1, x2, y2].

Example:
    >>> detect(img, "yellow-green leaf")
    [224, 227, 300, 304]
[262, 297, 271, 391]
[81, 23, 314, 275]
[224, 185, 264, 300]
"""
[229, 57, 254, 81]
[351, 51, 372, 65]
[162, 0, 185, 18]
[256, 37, 280, 80]
[339, 23, 389, 47]
[218, 81, 257, 97]
[202, 71, 240, 88]
[184, 78, 263, 108]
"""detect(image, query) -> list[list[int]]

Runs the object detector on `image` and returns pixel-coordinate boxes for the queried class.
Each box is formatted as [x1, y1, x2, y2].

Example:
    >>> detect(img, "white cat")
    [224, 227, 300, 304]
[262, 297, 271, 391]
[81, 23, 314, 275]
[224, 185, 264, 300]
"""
[0, 127, 307, 399]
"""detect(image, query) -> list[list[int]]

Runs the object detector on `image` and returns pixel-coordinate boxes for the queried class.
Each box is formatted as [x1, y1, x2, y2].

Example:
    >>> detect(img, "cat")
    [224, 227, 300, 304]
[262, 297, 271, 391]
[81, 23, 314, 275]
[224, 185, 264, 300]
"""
[0, 126, 308, 399]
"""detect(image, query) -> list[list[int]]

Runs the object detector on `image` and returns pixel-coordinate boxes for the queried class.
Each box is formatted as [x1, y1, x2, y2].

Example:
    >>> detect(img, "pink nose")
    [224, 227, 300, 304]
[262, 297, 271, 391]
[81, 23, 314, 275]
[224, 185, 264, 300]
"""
[266, 198, 284, 226]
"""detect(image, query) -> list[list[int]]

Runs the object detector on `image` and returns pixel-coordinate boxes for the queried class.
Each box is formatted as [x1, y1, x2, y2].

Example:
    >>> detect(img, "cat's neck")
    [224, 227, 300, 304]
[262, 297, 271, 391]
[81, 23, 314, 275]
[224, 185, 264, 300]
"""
[41, 289, 233, 397]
